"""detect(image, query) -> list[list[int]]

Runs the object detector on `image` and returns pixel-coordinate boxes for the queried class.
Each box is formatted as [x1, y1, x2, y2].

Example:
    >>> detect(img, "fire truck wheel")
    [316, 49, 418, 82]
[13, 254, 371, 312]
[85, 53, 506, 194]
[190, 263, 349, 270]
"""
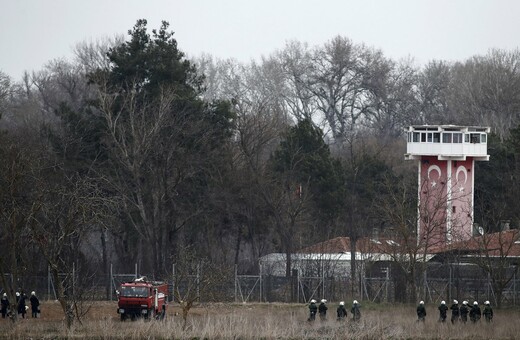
[120, 314, 126, 322]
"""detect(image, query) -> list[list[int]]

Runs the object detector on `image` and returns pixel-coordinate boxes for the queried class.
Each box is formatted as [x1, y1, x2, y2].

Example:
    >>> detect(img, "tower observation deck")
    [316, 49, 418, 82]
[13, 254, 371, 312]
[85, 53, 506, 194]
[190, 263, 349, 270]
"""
[405, 125, 489, 161]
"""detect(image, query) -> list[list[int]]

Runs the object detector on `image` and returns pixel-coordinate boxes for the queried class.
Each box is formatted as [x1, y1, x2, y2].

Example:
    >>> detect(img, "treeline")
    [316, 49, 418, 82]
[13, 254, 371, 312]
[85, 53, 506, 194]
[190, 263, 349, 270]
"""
[1, 19, 520, 290]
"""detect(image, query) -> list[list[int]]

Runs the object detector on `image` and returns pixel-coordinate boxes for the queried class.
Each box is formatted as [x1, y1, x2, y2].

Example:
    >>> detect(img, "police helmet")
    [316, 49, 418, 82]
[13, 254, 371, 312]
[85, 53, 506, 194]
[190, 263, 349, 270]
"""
[339, 301, 344, 306]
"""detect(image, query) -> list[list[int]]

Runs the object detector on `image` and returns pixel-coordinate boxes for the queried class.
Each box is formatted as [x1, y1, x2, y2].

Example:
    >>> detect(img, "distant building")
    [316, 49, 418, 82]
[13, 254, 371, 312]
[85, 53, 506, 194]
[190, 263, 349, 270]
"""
[258, 236, 423, 277]
[257, 230, 520, 303]
[431, 229, 520, 264]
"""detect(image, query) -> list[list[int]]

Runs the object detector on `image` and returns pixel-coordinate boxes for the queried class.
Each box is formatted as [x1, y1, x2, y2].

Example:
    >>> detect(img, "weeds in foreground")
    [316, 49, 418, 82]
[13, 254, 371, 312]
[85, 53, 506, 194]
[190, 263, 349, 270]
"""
[0, 302, 516, 339]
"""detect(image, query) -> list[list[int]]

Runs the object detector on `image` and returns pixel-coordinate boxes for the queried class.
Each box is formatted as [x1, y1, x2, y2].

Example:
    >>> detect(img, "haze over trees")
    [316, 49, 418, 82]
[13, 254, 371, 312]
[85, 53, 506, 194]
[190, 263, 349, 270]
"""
[2, 19, 520, 314]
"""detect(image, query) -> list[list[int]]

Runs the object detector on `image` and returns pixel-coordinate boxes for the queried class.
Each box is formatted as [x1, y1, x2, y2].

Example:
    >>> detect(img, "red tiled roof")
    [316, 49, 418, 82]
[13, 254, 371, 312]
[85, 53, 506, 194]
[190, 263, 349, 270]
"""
[298, 236, 408, 255]
[436, 229, 520, 257]
[299, 230, 520, 258]
[299, 237, 350, 253]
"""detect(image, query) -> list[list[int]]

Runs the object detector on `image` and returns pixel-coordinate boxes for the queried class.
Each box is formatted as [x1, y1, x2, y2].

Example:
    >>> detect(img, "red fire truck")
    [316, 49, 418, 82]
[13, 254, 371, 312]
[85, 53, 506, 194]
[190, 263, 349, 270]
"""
[117, 277, 168, 321]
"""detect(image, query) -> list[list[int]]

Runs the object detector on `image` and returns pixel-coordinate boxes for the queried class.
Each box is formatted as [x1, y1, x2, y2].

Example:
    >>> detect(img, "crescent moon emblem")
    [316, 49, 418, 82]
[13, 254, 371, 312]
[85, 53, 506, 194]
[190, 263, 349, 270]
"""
[456, 166, 468, 185]
[427, 165, 441, 180]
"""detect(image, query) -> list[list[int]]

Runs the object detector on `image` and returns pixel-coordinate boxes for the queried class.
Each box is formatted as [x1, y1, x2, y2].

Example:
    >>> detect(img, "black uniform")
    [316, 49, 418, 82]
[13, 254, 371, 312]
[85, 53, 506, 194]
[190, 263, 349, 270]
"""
[351, 303, 361, 321]
[450, 303, 460, 323]
[438, 303, 448, 322]
[460, 304, 469, 323]
[469, 304, 481, 323]
[336, 304, 347, 321]
[308, 302, 317, 321]
[483, 304, 493, 322]
[318, 302, 328, 321]
[417, 303, 426, 322]
[30, 294, 40, 318]
[1, 295, 9, 318]
[17, 293, 27, 319]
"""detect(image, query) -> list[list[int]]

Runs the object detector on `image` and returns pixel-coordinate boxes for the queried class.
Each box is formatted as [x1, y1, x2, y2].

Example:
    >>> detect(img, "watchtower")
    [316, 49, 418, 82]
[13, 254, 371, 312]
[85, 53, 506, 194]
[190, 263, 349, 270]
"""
[405, 125, 490, 246]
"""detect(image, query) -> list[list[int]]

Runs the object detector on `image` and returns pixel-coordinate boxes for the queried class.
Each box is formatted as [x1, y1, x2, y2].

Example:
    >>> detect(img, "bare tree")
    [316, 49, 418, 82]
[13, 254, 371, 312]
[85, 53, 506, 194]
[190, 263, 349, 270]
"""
[0, 71, 11, 119]
[308, 36, 378, 144]
[0, 131, 37, 322]
[416, 60, 454, 125]
[233, 108, 288, 268]
[374, 172, 462, 302]
[93, 79, 176, 275]
[472, 230, 519, 308]
[363, 58, 419, 139]
[274, 40, 318, 122]
[27, 169, 114, 328]
[263, 174, 312, 278]
[73, 36, 124, 75]
[377, 183, 424, 302]
[417, 50, 520, 141]
[172, 246, 231, 330]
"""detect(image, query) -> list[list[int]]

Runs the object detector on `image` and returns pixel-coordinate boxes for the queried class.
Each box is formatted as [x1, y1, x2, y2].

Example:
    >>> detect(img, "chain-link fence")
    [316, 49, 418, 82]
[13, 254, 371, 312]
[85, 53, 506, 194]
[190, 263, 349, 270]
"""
[2, 262, 519, 306]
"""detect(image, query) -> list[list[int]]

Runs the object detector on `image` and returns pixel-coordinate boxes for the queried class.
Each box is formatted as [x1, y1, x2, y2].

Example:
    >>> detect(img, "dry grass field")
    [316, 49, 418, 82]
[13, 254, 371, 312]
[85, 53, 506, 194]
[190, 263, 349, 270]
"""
[0, 300, 518, 339]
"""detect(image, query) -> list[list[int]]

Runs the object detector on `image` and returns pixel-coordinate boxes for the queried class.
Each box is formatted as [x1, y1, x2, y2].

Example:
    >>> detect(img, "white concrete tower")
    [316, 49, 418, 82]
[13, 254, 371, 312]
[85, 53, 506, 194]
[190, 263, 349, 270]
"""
[405, 125, 490, 247]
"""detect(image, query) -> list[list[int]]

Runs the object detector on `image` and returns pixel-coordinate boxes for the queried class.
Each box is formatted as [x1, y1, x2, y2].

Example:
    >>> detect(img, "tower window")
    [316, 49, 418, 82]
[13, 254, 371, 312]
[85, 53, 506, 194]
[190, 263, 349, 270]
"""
[453, 133, 463, 143]
[470, 133, 481, 143]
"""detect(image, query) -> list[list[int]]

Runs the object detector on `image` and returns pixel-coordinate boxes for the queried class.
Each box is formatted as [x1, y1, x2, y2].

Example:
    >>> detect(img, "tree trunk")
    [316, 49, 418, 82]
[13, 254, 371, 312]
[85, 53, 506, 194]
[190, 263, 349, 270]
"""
[234, 224, 242, 266]
[101, 229, 109, 300]
[350, 238, 357, 298]
[51, 267, 74, 328]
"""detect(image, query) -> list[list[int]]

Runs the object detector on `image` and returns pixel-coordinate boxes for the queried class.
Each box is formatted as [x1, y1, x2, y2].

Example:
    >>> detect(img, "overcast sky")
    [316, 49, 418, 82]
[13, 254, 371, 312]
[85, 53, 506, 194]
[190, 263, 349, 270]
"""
[1, 0, 520, 80]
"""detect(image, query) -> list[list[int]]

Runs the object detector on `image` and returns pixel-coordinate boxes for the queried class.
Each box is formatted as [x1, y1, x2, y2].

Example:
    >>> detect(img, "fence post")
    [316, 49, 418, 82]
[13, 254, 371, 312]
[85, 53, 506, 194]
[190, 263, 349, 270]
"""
[297, 268, 300, 303]
[487, 272, 490, 299]
[47, 266, 51, 301]
[360, 261, 365, 302]
[197, 262, 200, 302]
[259, 263, 263, 302]
[449, 265, 452, 302]
[423, 271, 428, 302]
[321, 261, 325, 299]
[72, 262, 75, 298]
[234, 264, 237, 303]
[172, 263, 175, 303]
[385, 266, 389, 303]
[109, 263, 113, 301]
